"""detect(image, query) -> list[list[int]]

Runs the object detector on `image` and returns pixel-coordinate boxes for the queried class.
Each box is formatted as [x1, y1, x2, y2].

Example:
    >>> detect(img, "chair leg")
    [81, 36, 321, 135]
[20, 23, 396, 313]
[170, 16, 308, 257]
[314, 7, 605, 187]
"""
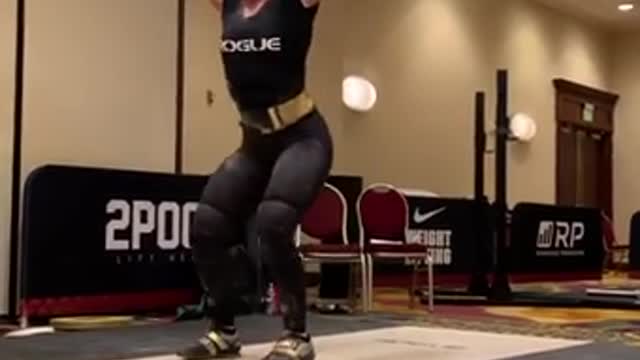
[367, 254, 374, 311]
[347, 263, 355, 309]
[351, 262, 361, 311]
[360, 254, 368, 313]
[427, 255, 434, 313]
[350, 262, 362, 312]
[410, 259, 419, 309]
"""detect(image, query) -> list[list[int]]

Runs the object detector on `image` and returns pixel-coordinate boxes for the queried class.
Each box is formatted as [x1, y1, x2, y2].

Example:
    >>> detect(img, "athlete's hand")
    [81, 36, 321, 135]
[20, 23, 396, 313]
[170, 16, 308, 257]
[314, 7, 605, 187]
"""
[209, 0, 317, 12]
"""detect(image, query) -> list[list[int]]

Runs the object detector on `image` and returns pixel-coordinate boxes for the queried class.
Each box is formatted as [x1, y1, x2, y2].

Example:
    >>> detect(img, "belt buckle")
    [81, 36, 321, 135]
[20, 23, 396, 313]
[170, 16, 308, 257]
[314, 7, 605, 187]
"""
[243, 93, 312, 134]
[267, 107, 284, 132]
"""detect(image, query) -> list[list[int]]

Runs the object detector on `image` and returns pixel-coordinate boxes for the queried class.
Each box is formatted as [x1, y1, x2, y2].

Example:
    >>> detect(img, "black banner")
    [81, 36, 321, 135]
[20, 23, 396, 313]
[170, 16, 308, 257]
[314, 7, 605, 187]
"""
[509, 203, 604, 274]
[403, 194, 488, 274]
[21, 165, 206, 299]
[20, 165, 364, 310]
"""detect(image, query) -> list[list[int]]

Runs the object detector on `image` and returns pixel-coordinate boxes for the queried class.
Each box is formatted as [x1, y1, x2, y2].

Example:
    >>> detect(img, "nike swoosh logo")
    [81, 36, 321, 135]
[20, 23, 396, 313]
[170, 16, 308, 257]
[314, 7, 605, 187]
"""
[413, 206, 446, 224]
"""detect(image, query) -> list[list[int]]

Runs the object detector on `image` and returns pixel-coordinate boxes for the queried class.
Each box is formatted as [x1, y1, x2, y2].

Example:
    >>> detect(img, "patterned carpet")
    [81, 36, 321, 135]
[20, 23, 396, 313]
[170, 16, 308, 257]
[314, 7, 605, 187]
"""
[371, 283, 640, 348]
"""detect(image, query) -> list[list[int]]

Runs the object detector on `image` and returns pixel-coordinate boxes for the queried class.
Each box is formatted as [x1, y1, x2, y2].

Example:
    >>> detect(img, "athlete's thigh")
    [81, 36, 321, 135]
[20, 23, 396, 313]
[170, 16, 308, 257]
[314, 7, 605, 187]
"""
[263, 138, 332, 210]
[200, 148, 271, 220]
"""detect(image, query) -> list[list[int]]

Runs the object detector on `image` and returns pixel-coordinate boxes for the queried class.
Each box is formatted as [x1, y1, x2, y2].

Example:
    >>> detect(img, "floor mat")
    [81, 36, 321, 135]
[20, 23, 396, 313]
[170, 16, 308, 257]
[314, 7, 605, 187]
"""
[129, 326, 589, 360]
[4, 315, 638, 360]
[0, 314, 388, 360]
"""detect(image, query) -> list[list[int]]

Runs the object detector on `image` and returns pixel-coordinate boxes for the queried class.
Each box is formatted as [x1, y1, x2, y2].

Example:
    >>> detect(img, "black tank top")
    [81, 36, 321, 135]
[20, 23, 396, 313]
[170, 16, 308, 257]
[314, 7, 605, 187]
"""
[220, 0, 318, 111]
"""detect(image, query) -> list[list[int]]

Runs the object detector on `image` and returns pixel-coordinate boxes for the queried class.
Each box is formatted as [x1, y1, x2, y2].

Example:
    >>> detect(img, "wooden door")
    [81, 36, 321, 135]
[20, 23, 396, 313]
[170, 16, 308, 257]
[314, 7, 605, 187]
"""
[554, 79, 618, 218]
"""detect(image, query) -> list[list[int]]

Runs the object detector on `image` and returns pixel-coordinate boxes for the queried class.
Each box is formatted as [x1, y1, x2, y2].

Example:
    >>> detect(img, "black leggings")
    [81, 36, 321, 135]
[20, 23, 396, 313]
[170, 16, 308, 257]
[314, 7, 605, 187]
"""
[190, 110, 333, 333]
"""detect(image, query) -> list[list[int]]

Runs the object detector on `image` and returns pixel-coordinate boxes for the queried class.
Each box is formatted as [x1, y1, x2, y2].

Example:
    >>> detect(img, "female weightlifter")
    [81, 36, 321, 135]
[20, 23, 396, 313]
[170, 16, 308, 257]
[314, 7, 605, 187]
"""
[178, 0, 330, 359]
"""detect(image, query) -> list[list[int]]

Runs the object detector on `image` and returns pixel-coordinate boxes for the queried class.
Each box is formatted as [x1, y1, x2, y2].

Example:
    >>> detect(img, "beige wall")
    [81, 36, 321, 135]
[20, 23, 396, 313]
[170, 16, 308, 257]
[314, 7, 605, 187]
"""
[341, 0, 611, 203]
[0, 0, 17, 315]
[612, 31, 640, 245]
[185, 0, 612, 207]
[183, 0, 239, 172]
[22, 0, 178, 177]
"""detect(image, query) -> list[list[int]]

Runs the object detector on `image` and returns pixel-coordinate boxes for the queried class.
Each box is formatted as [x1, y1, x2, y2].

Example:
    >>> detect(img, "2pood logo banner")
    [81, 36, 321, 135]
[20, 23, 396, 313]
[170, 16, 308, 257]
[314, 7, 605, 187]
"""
[104, 199, 198, 265]
[20, 166, 362, 311]
[21, 165, 207, 299]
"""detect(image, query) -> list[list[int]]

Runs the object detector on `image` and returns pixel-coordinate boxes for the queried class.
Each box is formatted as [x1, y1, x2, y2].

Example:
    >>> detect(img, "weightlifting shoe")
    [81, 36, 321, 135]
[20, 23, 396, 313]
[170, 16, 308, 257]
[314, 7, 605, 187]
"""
[177, 327, 241, 359]
[262, 330, 315, 360]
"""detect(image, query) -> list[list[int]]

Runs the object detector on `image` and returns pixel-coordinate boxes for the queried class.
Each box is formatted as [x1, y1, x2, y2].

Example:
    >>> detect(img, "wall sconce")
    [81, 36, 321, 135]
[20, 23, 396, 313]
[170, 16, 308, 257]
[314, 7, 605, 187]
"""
[342, 75, 377, 112]
[509, 112, 537, 142]
[484, 112, 537, 154]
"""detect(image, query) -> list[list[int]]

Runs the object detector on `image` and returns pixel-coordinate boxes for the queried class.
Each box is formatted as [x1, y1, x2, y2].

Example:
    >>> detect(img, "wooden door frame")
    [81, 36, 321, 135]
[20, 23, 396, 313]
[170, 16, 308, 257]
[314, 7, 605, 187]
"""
[553, 78, 619, 218]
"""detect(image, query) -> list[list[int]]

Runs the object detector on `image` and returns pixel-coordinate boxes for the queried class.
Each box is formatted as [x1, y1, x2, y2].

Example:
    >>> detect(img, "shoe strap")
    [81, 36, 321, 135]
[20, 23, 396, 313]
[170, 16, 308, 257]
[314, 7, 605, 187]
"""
[199, 331, 233, 355]
[270, 334, 309, 358]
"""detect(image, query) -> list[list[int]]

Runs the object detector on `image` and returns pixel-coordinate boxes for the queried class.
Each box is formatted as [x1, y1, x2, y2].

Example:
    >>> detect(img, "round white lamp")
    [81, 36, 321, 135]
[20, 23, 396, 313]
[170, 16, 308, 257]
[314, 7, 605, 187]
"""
[342, 75, 377, 112]
[509, 112, 537, 142]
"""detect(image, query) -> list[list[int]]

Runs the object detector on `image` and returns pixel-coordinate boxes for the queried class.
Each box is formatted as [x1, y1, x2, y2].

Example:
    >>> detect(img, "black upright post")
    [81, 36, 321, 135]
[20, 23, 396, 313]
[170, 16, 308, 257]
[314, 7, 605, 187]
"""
[174, 0, 185, 174]
[468, 92, 490, 296]
[8, 0, 26, 321]
[474, 92, 486, 200]
[491, 70, 512, 299]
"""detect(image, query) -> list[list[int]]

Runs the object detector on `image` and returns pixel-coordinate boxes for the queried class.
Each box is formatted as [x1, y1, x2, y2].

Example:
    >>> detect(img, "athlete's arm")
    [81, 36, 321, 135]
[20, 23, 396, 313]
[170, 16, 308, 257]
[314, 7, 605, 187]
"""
[210, 0, 222, 11]
[300, 0, 320, 7]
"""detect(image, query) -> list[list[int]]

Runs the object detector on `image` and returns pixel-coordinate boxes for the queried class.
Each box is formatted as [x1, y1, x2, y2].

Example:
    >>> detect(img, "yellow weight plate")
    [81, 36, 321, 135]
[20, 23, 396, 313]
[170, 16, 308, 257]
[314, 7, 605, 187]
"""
[50, 316, 134, 331]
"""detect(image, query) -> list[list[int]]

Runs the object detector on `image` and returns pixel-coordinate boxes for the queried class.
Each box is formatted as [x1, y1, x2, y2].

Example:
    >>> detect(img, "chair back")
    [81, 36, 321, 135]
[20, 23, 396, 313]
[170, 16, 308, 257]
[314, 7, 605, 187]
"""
[357, 183, 409, 248]
[296, 183, 348, 247]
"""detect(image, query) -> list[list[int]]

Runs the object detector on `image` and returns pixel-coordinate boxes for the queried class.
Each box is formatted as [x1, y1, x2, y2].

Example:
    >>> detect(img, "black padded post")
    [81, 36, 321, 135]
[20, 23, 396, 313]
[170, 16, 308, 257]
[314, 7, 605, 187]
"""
[490, 70, 512, 299]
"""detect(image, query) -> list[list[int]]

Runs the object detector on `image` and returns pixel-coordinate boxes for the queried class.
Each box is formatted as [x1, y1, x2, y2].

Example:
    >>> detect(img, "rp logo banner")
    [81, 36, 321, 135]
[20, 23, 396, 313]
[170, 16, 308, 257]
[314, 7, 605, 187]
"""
[536, 220, 585, 257]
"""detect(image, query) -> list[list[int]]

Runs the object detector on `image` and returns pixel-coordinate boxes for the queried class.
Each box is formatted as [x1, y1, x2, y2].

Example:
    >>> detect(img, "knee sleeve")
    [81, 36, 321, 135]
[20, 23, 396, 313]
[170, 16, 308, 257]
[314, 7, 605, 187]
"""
[190, 203, 256, 299]
[254, 199, 307, 332]
[190, 203, 235, 263]
[254, 199, 299, 259]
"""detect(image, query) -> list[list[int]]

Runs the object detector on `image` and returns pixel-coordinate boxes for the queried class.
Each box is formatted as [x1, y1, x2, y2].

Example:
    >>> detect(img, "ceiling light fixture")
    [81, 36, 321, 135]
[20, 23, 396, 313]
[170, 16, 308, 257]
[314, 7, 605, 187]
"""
[618, 3, 635, 12]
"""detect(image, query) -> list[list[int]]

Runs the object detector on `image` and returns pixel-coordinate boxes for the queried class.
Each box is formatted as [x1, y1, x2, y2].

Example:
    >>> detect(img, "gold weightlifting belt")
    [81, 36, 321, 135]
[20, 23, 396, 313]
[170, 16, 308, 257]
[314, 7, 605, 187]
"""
[239, 92, 315, 134]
